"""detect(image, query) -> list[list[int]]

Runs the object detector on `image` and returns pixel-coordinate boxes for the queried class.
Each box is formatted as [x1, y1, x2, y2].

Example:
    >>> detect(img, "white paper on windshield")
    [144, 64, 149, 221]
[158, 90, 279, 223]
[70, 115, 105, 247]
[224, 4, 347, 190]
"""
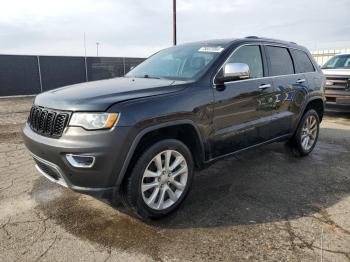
[198, 46, 224, 53]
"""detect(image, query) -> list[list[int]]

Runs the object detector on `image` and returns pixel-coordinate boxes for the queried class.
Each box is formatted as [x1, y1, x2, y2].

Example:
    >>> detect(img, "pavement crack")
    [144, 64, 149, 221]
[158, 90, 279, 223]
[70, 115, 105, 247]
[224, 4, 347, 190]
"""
[0, 218, 12, 239]
[284, 219, 314, 252]
[8, 219, 44, 225]
[312, 246, 350, 261]
[282, 216, 350, 261]
[102, 247, 112, 262]
[313, 208, 350, 235]
[35, 235, 58, 262]
[0, 180, 14, 192]
[284, 220, 297, 252]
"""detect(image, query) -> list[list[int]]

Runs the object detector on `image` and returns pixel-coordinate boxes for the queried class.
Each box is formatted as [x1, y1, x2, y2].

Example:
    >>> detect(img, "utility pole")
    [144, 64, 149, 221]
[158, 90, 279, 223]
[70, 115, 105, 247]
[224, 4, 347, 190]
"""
[96, 42, 100, 57]
[173, 0, 177, 45]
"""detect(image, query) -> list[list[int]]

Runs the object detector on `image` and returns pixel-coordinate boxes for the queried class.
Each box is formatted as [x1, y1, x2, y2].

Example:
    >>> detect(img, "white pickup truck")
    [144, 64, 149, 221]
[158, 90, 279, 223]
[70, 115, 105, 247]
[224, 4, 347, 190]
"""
[322, 54, 350, 106]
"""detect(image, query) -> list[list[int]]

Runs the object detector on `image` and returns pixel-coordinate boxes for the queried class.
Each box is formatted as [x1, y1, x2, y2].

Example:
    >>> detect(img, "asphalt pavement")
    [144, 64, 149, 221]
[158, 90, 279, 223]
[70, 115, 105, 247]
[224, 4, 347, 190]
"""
[0, 97, 349, 261]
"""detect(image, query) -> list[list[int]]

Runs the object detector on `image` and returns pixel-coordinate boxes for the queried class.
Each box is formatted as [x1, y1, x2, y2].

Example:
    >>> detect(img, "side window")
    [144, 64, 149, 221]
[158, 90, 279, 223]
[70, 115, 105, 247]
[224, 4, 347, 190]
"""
[292, 49, 315, 73]
[182, 52, 215, 78]
[227, 45, 263, 78]
[266, 46, 294, 76]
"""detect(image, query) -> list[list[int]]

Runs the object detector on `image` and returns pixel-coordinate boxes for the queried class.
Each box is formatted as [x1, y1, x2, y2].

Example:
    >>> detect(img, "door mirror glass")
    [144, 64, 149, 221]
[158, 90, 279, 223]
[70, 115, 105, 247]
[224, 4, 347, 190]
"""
[216, 63, 250, 84]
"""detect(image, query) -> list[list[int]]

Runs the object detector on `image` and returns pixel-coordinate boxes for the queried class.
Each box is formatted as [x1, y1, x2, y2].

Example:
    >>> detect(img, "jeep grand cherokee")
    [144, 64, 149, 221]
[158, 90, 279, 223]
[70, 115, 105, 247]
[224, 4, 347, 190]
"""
[23, 37, 326, 219]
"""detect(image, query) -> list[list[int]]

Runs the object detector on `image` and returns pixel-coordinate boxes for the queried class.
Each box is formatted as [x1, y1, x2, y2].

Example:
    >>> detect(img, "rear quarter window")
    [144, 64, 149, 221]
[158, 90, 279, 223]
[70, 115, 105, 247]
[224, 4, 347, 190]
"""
[291, 49, 315, 73]
[266, 46, 294, 76]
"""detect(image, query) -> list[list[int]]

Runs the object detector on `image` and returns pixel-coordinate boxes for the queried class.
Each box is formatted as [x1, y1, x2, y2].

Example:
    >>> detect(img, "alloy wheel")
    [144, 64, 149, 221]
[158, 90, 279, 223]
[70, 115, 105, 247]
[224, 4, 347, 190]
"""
[141, 150, 188, 210]
[301, 115, 318, 151]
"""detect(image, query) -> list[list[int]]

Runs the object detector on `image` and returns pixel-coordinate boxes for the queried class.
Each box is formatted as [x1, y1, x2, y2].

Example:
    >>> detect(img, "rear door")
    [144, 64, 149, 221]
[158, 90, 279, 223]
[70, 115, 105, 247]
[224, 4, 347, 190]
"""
[211, 45, 275, 157]
[263, 45, 307, 139]
[290, 48, 321, 106]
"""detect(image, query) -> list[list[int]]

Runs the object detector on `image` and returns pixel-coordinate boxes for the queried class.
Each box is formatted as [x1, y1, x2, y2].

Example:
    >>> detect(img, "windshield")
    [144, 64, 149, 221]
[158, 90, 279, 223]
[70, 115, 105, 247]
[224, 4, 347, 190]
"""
[126, 44, 226, 80]
[322, 54, 350, 69]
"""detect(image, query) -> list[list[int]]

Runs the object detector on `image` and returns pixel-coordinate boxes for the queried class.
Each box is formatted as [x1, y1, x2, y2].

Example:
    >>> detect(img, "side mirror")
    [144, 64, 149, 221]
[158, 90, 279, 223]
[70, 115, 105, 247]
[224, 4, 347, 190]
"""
[216, 63, 250, 84]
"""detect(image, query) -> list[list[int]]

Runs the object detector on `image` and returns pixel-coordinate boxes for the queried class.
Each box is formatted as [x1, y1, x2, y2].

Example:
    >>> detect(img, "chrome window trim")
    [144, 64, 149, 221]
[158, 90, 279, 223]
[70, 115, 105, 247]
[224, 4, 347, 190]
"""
[213, 43, 317, 88]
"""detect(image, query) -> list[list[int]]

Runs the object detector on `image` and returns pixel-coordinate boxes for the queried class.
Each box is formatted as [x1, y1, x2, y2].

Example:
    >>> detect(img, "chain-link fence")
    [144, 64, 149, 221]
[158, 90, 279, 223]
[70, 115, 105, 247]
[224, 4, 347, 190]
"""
[0, 55, 145, 96]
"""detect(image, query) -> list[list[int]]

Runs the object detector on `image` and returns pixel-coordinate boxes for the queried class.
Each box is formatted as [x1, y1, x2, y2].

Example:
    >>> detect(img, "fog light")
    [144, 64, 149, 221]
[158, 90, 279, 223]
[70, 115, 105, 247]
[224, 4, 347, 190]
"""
[66, 154, 95, 168]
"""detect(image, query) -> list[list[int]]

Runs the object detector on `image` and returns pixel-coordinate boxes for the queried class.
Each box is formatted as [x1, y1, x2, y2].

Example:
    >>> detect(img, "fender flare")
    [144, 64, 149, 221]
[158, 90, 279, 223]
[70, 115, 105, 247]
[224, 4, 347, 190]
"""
[115, 120, 205, 187]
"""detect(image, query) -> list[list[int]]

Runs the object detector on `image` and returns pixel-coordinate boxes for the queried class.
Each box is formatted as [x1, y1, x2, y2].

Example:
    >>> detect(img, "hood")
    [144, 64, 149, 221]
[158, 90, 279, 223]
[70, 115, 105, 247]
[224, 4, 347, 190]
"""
[322, 68, 350, 77]
[35, 77, 187, 111]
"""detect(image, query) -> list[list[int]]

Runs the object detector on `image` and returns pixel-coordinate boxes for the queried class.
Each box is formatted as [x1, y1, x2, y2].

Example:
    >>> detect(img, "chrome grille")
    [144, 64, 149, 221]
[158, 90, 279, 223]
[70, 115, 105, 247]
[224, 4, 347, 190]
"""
[325, 77, 350, 90]
[28, 106, 70, 138]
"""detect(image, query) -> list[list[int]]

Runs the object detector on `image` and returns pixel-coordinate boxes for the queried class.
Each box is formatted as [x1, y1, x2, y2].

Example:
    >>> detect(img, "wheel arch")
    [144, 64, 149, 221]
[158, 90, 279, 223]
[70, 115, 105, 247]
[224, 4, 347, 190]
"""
[291, 96, 325, 136]
[303, 96, 325, 122]
[115, 120, 205, 188]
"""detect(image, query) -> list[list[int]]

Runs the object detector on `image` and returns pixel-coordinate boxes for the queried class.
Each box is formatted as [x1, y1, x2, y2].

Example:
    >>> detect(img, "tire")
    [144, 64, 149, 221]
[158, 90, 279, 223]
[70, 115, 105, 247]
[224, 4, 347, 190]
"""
[289, 109, 320, 157]
[122, 139, 194, 219]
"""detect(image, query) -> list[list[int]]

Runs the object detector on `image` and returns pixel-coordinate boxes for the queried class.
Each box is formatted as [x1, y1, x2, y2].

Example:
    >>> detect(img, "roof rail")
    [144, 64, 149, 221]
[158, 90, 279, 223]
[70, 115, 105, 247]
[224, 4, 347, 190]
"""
[245, 36, 298, 45]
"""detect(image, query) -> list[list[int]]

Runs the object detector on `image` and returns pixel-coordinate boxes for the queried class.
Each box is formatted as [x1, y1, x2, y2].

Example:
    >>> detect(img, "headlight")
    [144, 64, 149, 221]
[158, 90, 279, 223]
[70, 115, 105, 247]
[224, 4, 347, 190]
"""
[325, 80, 333, 86]
[69, 113, 119, 130]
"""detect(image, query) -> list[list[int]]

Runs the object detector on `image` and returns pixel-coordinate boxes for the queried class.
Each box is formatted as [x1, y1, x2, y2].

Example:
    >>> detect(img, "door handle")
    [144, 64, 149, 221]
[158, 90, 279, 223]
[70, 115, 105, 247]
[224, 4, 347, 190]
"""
[258, 84, 271, 90]
[296, 79, 306, 84]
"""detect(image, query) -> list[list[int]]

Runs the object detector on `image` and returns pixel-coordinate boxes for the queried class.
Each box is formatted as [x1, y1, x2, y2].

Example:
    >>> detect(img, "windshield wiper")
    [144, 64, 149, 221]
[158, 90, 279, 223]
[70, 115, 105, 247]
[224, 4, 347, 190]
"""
[142, 74, 161, 79]
[130, 74, 161, 79]
[130, 74, 171, 80]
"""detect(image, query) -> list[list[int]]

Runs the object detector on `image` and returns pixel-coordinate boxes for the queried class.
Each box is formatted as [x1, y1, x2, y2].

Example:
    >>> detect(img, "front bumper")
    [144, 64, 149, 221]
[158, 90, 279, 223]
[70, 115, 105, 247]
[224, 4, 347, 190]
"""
[31, 152, 115, 198]
[23, 122, 134, 198]
[325, 92, 350, 106]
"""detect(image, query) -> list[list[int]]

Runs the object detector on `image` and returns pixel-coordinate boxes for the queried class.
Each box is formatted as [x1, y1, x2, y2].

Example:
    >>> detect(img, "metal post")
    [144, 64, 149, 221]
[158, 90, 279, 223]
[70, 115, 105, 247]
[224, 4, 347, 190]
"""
[96, 42, 100, 57]
[37, 56, 43, 93]
[123, 57, 126, 75]
[173, 0, 177, 45]
[84, 33, 88, 82]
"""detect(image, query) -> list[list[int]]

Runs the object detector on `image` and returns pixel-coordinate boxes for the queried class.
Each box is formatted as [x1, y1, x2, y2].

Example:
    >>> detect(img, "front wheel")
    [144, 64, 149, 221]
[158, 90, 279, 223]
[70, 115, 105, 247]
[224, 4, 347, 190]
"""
[289, 109, 320, 156]
[122, 139, 194, 219]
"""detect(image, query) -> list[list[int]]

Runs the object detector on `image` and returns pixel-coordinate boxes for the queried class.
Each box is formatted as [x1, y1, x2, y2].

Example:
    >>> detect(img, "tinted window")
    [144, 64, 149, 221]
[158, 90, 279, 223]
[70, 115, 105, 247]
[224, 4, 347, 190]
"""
[292, 50, 315, 73]
[322, 54, 350, 69]
[266, 46, 294, 76]
[227, 45, 263, 78]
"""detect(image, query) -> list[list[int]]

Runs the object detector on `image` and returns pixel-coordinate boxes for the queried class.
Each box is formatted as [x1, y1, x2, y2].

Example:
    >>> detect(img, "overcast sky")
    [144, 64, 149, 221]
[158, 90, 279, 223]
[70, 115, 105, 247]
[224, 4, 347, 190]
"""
[0, 0, 349, 57]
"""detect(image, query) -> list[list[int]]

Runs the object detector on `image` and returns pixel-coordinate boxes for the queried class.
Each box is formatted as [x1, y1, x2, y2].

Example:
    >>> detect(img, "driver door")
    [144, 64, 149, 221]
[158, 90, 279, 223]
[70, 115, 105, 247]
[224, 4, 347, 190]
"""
[210, 45, 275, 158]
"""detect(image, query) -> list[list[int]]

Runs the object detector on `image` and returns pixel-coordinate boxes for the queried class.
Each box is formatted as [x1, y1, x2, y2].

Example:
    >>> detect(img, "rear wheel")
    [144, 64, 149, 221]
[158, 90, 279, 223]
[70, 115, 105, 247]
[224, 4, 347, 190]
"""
[289, 109, 320, 156]
[122, 139, 194, 219]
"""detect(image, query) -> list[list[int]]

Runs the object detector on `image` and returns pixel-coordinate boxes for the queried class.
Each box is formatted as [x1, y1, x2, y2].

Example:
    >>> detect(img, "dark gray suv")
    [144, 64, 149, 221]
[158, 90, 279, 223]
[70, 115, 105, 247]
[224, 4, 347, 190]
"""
[23, 37, 326, 219]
